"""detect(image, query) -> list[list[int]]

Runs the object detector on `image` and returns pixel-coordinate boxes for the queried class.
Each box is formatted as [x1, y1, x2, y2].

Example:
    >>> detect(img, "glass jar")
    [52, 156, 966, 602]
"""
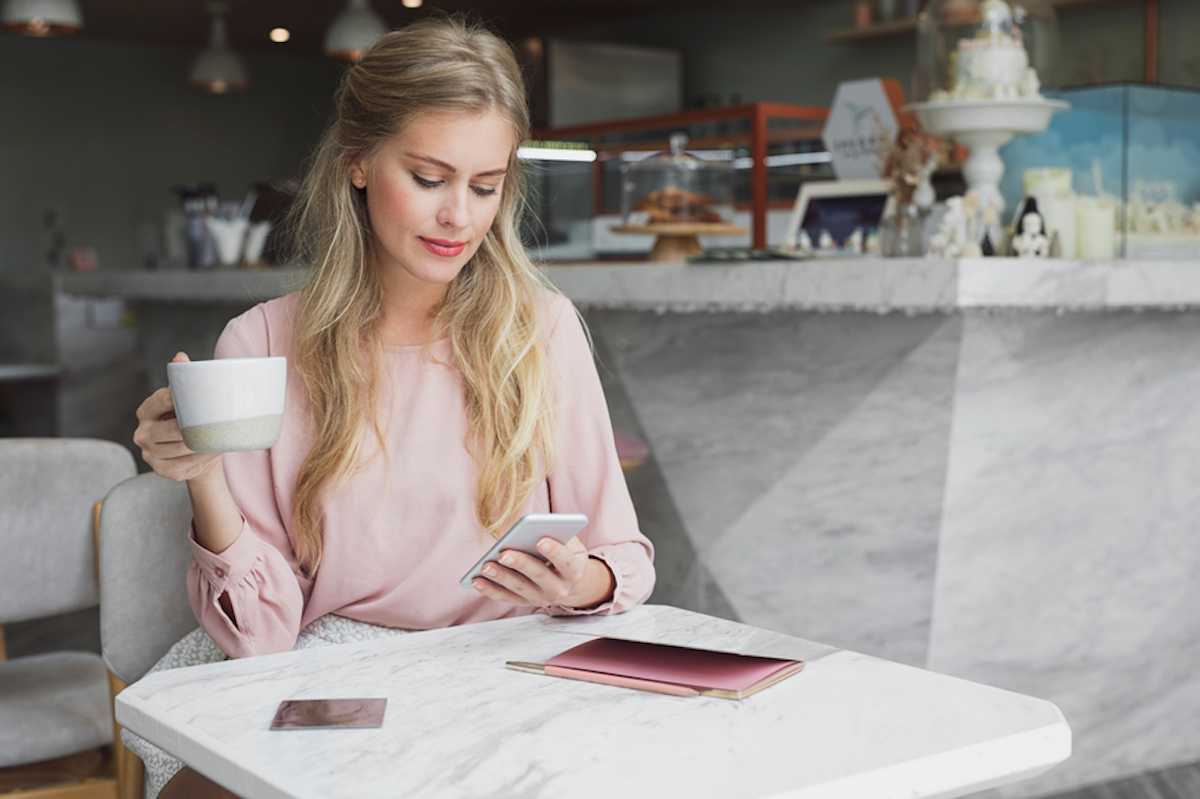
[620, 132, 735, 227]
[880, 203, 926, 257]
[914, 0, 1059, 104]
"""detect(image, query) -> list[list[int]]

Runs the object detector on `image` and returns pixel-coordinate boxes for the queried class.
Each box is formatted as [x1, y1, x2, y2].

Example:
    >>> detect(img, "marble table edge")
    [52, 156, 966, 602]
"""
[114, 692, 1072, 799]
[764, 720, 1071, 799]
[115, 693, 293, 799]
[113, 608, 1071, 799]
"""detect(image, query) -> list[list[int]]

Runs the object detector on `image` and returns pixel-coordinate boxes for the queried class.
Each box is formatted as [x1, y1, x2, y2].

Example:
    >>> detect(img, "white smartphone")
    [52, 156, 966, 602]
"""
[459, 513, 589, 588]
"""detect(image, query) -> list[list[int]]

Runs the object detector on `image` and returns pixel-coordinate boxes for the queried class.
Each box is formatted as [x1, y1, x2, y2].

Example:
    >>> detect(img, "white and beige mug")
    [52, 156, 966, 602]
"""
[167, 356, 287, 452]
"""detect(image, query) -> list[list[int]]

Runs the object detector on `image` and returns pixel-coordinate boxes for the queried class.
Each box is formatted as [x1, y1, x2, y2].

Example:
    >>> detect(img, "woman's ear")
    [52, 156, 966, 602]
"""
[349, 156, 369, 189]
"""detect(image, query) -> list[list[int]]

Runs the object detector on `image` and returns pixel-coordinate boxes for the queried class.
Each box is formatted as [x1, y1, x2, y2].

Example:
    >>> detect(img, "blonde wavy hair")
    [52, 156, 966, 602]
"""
[284, 16, 558, 575]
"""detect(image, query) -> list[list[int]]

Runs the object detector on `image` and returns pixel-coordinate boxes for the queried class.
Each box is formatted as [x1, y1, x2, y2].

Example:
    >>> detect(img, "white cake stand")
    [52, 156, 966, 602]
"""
[906, 98, 1068, 219]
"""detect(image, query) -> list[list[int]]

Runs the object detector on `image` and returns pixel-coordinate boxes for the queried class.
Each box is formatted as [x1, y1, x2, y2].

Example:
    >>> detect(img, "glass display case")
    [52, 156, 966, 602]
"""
[527, 102, 832, 259]
[914, 0, 1060, 104]
[999, 84, 1200, 259]
[619, 133, 734, 226]
[519, 151, 596, 261]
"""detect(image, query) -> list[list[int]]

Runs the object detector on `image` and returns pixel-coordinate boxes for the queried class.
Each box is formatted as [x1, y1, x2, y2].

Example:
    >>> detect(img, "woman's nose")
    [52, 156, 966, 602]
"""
[437, 188, 470, 230]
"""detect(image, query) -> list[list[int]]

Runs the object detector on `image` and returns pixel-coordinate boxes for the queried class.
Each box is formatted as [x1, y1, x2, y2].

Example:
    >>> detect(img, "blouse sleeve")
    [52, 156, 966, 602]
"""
[185, 305, 304, 658]
[541, 294, 656, 616]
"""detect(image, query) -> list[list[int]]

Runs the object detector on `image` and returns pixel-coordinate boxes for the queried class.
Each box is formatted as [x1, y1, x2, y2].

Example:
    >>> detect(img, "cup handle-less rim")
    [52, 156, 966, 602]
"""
[167, 356, 287, 368]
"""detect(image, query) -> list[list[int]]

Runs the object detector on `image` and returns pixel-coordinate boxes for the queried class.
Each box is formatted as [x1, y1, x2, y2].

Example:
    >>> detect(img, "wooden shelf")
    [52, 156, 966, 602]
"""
[592, 126, 827, 157]
[825, 17, 917, 43]
[1051, 0, 1137, 9]
[824, 0, 1137, 44]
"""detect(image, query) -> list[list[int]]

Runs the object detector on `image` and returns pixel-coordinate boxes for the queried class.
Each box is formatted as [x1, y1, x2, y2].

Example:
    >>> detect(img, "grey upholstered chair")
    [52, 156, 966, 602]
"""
[0, 438, 136, 798]
[97, 472, 197, 799]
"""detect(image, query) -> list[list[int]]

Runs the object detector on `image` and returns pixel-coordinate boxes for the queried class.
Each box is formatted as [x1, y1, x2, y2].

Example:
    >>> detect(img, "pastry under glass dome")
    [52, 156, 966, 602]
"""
[619, 133, 734, 227]
[914, 0, 1060, 104]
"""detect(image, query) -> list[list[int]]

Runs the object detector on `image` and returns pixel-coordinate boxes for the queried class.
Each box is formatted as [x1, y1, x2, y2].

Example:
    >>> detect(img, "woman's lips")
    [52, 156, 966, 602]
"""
[419, 236, 466, 258]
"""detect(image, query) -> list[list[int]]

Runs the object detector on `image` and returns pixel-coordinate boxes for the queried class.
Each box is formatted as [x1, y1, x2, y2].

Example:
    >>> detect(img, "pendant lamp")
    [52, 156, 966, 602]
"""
[189, 1, 249, 94]
[324, 0, 386, 62]
[1, 0, 82, 36]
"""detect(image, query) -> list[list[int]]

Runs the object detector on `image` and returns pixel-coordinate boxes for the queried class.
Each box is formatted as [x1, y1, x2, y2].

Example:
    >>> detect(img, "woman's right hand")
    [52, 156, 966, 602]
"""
[133, 352, 223, 482]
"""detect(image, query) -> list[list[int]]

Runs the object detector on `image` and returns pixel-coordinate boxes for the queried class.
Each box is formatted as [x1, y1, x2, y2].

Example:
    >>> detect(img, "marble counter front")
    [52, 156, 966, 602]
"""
[55, 256, 1200, 312]
[57, 257, 1200, 798]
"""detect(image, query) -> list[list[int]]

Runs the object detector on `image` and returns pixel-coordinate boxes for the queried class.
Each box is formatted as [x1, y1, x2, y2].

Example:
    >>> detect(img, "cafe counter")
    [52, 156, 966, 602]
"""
[57, 256, 1200, 798]
[56, 255, 1200, 311]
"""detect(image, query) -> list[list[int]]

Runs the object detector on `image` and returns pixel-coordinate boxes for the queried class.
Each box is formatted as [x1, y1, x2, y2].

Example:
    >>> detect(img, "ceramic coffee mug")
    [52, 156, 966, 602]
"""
[167, 356, 287, 452]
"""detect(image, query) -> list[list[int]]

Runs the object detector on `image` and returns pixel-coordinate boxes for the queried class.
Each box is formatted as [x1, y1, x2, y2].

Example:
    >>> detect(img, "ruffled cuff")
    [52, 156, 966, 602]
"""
[541, 547, 648, 617]
[186, 519, 304, 656]
[189, 519, 260, 595]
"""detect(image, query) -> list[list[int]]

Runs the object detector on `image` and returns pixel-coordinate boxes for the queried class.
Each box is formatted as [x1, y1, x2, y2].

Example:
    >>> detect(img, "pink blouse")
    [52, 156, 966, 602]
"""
[186, 290, 656, 658]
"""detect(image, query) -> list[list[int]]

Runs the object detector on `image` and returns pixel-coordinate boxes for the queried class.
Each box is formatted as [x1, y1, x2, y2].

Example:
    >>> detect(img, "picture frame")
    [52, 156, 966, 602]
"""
[782, 178, 895, 252]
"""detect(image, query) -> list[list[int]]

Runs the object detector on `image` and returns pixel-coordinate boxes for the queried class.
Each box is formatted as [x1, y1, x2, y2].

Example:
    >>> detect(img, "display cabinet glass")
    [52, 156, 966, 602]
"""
[521, 154, 596, 261]
[1000, 83, 1200, 259]
[529, 102, 832, 258]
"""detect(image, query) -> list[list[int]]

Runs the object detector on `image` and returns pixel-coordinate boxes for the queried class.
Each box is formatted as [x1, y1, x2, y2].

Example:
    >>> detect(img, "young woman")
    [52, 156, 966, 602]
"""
[130, 17, 654, 796]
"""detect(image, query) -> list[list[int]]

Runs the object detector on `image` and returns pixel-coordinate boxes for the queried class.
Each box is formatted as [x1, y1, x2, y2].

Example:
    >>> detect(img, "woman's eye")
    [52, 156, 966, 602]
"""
[411, 173, 495, 197]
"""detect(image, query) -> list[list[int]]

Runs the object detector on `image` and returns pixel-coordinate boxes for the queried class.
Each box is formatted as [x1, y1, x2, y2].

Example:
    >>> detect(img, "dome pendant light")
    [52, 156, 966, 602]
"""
[324, 0, 386, 62]
[1, 0, 83, 36]
[189, 1, 249, 94]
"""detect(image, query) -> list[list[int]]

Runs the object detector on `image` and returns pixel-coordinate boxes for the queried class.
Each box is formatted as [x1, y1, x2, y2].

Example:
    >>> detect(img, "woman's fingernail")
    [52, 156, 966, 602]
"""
[538, 540, 552, 554]
[500, 554, 515, 566]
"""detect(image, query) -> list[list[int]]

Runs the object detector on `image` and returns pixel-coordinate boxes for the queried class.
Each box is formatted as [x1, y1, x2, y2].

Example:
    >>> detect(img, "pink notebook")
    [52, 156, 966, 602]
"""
[508, 637, 804, 700]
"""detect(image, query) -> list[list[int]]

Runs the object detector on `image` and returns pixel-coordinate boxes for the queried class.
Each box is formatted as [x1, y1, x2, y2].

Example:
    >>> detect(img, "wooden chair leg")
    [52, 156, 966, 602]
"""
[91, 501, 104, 586]
[0, 748, 117, 798]
[118, 756, 143, 799]
[95, 500, 145, 799]
[2, 781, 118, 799]
[0, 622, 7, 662]
[106, 672, 144, 799]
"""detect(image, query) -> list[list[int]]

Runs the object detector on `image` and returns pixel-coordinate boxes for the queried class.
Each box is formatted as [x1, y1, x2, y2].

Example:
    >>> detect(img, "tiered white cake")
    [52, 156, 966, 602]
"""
[931, 0, 1042, 102]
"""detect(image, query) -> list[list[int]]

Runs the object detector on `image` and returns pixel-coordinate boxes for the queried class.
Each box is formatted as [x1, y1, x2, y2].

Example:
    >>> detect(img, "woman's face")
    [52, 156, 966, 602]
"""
[352, 109, 514, 293]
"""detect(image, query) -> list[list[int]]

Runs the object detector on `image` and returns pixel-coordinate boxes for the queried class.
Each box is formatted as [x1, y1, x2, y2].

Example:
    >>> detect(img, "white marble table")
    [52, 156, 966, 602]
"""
[116, 605, 1070, 799]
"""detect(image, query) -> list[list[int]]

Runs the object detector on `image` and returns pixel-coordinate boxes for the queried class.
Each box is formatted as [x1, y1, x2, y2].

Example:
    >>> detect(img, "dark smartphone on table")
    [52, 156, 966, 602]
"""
[270, 698, 387, 730]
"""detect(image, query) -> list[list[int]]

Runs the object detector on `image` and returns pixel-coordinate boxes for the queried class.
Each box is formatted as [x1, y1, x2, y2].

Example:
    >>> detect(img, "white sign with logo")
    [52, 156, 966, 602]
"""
[821, 79, 900, 180]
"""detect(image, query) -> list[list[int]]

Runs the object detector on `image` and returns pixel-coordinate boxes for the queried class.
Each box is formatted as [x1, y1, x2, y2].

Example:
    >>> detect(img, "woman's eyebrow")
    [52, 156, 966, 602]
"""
[406, 152, 508, 177]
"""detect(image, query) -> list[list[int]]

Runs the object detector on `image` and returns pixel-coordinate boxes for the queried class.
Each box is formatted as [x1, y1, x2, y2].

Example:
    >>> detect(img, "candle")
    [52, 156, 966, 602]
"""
[1023, 168, 1072, 198]
[1076, 199, 1116, 260]
[1039, 194, 1077, 259]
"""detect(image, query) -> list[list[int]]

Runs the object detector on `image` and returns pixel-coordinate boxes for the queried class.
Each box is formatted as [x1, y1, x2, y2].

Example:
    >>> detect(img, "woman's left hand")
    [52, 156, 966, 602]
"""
[472, 537, 614, 610]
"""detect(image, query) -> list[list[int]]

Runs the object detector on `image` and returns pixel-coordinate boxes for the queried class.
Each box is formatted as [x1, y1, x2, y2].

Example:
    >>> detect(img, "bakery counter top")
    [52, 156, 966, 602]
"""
[45, 255, 1200, 799]
[55, 257, 1200, 312]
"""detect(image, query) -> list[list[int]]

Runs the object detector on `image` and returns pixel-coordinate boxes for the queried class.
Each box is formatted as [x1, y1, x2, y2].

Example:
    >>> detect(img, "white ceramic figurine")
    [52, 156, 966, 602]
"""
[1011, 211, 1050, 257]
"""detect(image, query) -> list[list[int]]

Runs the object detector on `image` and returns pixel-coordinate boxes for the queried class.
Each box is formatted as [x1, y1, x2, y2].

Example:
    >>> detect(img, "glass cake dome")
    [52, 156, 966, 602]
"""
[914, 0, 1060, 105]
[619, 132, 734, 227]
